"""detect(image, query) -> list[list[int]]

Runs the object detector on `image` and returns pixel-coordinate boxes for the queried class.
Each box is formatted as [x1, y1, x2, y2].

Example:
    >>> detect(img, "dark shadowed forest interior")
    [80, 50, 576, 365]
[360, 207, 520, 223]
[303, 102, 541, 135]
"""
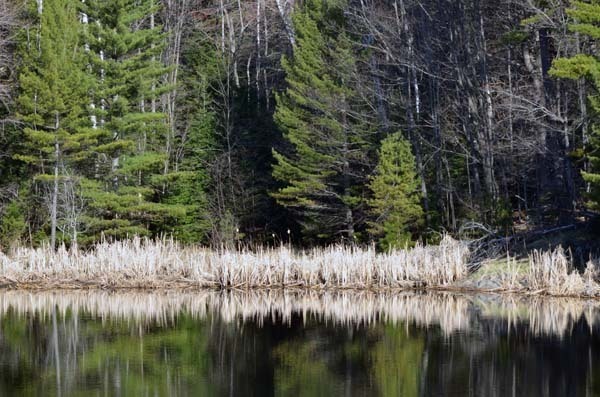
[1, 0, 600, 251]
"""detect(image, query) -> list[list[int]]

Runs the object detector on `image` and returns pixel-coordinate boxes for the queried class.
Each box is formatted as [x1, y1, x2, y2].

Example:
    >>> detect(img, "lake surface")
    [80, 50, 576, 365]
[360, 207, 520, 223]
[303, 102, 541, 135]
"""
[0, 289, 598, 396]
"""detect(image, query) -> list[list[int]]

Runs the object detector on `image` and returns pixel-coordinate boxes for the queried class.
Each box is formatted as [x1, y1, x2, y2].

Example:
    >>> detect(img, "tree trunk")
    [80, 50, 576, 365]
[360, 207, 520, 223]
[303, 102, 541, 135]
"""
[51, 113, 59, 250]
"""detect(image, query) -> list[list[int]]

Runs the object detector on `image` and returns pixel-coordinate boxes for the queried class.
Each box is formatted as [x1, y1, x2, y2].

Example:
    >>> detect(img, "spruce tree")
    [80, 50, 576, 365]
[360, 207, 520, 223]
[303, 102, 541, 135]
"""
[368, 132, 423, 250]
[551, 1, 600, 212]
[272, 0, 370, 241]
[15, 0, 95, 247]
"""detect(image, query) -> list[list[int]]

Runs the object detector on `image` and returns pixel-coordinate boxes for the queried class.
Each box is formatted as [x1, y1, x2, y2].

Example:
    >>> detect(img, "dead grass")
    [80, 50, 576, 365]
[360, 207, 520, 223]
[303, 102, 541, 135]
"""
[0, 235, 470, 290]
[4, 236, 600, 298]
[473, 246, 600, 297]
[526, 246, 600, 296]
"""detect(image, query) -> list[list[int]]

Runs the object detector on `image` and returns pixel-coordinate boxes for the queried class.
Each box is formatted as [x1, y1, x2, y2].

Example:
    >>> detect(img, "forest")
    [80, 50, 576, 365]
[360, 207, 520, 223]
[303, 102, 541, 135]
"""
[1, 0, 600, 250]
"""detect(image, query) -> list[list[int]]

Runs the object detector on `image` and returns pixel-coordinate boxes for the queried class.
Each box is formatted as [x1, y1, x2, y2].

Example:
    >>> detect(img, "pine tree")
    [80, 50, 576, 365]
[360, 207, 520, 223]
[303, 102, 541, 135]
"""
[368, 132, 423, 250]
[551, 1, 600, 212]
[15, 0, 96, 248]
[272, 0, 371, 241]
[80, 0, 185, 242]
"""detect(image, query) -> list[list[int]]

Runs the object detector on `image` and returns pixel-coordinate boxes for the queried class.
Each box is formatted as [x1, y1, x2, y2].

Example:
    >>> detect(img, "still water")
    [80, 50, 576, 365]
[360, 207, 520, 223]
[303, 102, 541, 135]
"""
[0, 289, 598, 396]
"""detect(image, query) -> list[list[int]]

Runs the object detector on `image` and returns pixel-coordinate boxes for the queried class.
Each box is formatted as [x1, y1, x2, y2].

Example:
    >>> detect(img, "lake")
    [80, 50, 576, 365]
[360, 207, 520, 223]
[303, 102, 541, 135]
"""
[0, 289, 597, 396]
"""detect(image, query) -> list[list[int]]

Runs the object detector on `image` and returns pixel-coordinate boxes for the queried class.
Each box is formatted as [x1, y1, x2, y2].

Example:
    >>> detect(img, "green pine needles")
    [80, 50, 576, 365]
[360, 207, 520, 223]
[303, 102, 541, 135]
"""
[271, 0, 371, 242]
[272, 0, 423, 247]
[12, 0, 426, 248]
[368, 132, 423, 250]
[80, 0, 183, 242]
[15, 0, 186, 246]
[16, 0, 95, 247]
[552, 1, 600, 213]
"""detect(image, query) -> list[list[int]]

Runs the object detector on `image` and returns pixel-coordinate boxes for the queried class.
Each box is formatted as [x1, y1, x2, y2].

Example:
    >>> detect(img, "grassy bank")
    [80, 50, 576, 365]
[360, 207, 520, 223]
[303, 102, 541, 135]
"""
[1, 236, 599, 298]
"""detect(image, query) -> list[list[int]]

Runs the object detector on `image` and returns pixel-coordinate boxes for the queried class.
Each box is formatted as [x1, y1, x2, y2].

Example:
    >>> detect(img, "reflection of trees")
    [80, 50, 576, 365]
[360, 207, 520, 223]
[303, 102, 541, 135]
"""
[0, 310, 48, 394]
[421, 318, 599, 397]
[1, 293, 600, 396]
[370, 325, 424, 397]
[0, 310, 218, 396]
[274, 338, 342, 396]
[74, 316, 215, 396]
[272, 320, 376, 397]
[202, 318, 277, 396]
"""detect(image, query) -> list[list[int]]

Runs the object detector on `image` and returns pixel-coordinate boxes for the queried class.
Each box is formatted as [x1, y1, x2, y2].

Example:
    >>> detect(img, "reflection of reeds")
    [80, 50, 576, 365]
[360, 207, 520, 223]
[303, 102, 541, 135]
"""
[0, 236, 469, 289]
[0, 289, 596, 338]
[474, 294, 600, 337]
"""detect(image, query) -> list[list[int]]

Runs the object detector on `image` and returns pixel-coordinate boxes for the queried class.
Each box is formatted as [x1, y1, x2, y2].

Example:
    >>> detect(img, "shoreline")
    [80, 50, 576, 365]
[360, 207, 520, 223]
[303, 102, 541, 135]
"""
[1, 278, 599, 301]
[1, 236, 599, 299]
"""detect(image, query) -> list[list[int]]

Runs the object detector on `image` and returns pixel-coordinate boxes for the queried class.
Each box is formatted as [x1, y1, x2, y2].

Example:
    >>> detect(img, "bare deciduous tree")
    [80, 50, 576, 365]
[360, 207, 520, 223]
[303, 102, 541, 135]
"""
[0, 0, 16, 111]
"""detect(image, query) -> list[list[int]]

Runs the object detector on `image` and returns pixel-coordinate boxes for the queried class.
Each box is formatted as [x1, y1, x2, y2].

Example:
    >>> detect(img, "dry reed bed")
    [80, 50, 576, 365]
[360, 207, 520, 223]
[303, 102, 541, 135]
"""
[1, 235, 599, 298]
[0, 289, 596, 338]
[0, 236, 469, 289]
[492, 246, 600, 297]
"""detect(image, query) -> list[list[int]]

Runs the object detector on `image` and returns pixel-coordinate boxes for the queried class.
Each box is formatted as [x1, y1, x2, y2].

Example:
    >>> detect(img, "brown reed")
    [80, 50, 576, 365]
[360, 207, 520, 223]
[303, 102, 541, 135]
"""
[0, 235, 470, 290]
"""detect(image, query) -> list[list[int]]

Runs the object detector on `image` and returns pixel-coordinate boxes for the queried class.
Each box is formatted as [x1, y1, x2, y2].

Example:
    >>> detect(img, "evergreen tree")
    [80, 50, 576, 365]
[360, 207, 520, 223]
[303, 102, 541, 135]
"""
[0, 199, 26, 250]
[15, 0, 95, 247]
[165, 37, 219, 243]
[551, 1, 600, 213]
[368, 132, 423, 250]
[165, 118, 213, 243]
[80, 0, 184, 242]
[272, 0, 371, 242]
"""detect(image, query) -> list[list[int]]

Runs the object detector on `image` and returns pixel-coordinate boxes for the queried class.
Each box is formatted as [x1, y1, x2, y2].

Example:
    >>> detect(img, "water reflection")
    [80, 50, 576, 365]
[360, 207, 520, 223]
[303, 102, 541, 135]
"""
[0, 289, 598, 396]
